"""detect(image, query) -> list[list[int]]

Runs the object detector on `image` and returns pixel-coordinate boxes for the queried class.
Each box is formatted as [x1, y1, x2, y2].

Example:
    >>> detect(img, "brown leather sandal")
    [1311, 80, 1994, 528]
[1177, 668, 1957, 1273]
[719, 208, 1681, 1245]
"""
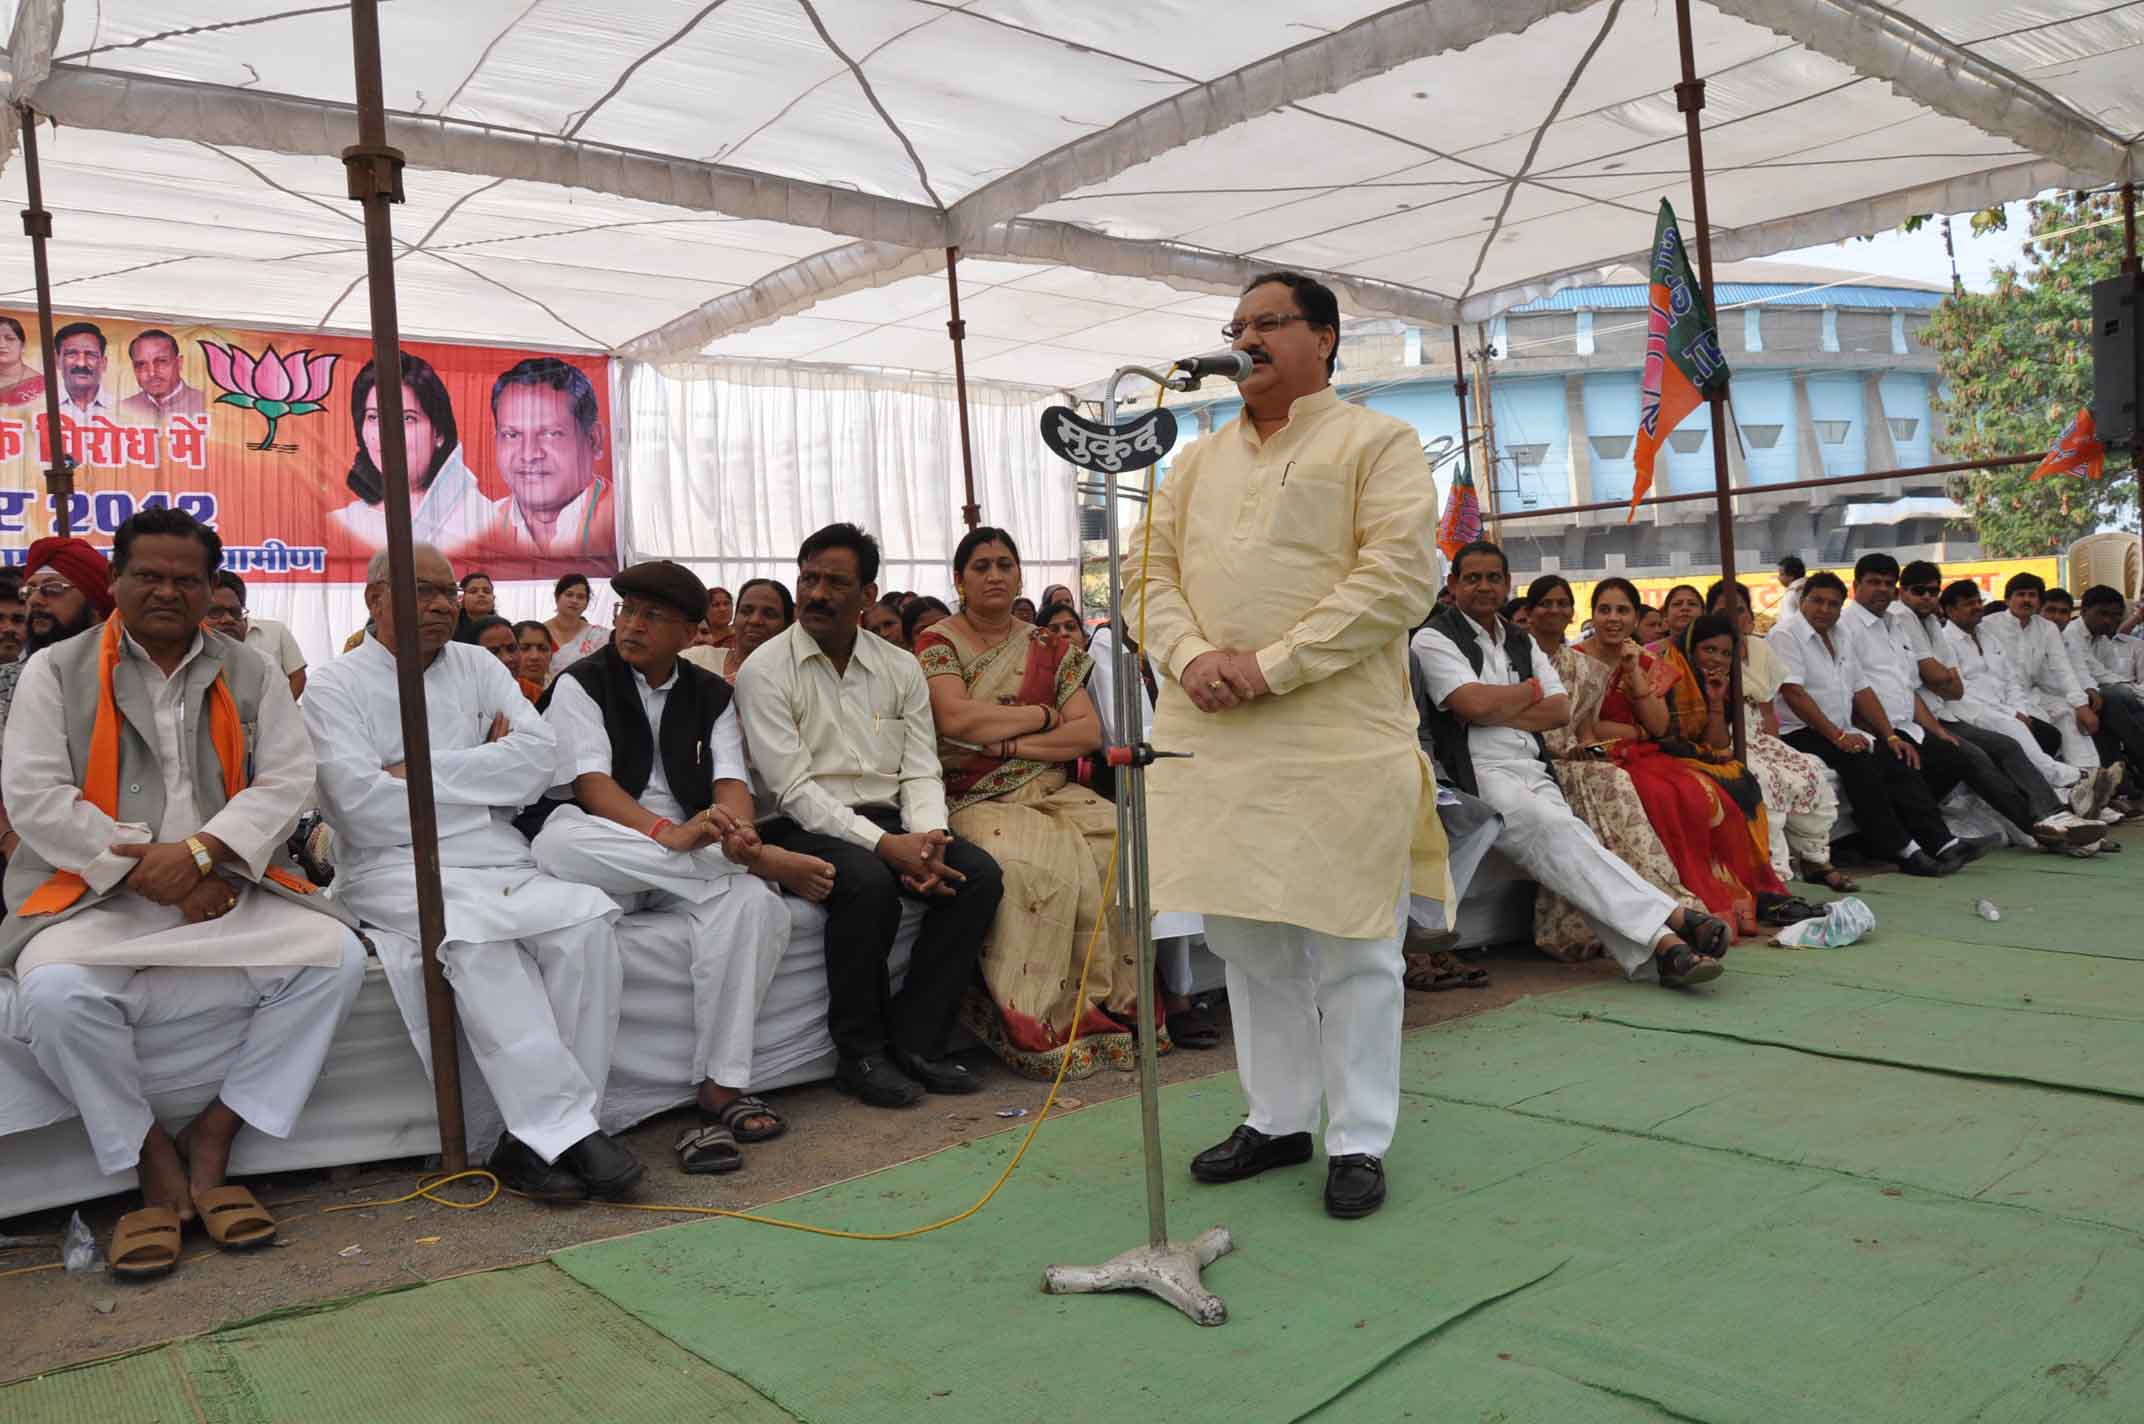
[110, 1205, 183, 1280]
[193, 1185, 277, 1250]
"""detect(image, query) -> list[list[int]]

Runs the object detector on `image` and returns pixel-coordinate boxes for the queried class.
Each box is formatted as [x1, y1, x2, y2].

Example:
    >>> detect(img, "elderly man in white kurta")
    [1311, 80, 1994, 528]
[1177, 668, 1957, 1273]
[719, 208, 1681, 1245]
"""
[3, 509, 363, 1278]
[528, 560, 791, 1176]
[1127, 271, 1448, 1221]
[303, 545, 641, 1204]
[1416, 542, 1731, 988]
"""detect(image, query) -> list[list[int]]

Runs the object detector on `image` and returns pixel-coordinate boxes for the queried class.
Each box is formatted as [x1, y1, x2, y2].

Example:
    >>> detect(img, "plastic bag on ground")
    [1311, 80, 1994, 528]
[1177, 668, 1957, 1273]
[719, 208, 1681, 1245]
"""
[1771, 896, 1875, 949]
[62, 1210, 102, 1273]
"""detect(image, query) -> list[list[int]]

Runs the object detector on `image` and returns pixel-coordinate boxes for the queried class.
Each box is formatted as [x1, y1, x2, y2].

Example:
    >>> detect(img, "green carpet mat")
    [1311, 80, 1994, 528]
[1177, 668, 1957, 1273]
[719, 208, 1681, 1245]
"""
[9, 1267, 789, 1424]
[11, 843, 2144, 1422]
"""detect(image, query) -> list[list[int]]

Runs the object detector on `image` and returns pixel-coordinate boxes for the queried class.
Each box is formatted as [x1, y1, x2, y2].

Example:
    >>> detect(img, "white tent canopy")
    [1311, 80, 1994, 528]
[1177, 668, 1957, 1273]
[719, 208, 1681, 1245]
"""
[0, 0, 2137, 391]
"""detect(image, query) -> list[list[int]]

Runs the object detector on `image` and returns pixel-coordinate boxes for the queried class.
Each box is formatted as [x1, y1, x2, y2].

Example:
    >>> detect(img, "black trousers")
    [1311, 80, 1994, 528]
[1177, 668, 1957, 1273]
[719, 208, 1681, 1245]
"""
[1784, 728, 1954, 862]
[2095, 684, 2144, 776]
[2025, 716, 2063, 759]
[1927, 722, 2060, 832]
[760, 808, 1003, 1062]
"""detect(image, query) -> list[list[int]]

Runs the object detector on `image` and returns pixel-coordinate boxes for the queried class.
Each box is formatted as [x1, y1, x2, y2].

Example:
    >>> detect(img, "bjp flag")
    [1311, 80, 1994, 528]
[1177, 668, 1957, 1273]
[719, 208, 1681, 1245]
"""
[2029, 408, 2105, 482]
[1437, 460, 1481, 562]
[1630, 200, 1730, 520]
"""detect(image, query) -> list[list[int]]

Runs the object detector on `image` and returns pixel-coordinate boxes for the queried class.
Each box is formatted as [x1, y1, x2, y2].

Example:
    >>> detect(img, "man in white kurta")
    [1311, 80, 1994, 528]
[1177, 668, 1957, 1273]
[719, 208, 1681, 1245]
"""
[1127, 271, 1448, 1220]
[2067, 586, 2144, 792]
[303, 545, 641, 1203]
[529, 560, 791, 1174]
[1922, 579, 2084, 796]
[1416, 543, 1727, 987]
[3, 510, 363, 1267]
[1982, 573, 2100, 769]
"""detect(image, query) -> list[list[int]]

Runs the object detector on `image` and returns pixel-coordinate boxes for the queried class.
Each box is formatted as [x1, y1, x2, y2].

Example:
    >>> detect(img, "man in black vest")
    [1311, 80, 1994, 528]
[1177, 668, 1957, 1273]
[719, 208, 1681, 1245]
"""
[1412, 541, 1729, 988]
[530, 560, 793, 1176]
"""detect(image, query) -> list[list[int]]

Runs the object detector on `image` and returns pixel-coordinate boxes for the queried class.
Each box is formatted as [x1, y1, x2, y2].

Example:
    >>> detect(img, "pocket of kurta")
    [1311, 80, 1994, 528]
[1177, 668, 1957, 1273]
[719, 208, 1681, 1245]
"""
[1265, 465, 1352, 556]
[873, 715, 908, 771]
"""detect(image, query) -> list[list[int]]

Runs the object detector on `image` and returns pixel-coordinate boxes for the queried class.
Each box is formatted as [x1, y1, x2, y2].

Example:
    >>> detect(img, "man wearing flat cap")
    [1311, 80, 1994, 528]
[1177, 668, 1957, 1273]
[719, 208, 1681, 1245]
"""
[526, 560, 794, 1175]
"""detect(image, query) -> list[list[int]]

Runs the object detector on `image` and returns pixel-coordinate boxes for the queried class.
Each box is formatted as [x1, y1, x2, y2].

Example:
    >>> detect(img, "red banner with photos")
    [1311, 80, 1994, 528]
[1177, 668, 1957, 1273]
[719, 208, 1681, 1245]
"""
[0, 309, 616, 582]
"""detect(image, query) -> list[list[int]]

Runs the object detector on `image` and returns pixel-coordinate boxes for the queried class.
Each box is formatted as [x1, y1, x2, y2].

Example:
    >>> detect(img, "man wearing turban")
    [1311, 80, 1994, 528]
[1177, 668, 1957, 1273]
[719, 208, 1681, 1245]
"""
[0, 538, 116, 875]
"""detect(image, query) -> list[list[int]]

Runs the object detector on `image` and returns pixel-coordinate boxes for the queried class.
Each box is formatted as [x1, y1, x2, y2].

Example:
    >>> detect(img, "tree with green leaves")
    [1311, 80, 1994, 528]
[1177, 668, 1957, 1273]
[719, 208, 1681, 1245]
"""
[1917, 191, 2138, 556]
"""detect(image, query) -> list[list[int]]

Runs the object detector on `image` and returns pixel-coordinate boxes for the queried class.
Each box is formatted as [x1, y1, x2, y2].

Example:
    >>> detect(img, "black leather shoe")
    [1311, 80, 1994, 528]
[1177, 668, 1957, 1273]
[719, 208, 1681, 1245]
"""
[1325, 1154, 1387, 1219]
[1936, 839, 1985, 873]
[892, 1048, 983, 1095]
[1189, 1125, 1314, 1184]
[487, 1133, 587, 1204]
[836, 1055, 925, 1108]
[1899, 851, 1946, 877]
[561, 1131, 645, 1200]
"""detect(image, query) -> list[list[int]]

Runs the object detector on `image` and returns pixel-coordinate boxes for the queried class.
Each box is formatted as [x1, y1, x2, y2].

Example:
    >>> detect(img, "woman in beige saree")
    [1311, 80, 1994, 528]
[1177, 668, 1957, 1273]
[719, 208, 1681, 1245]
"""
[915, 528, 1146, 1081]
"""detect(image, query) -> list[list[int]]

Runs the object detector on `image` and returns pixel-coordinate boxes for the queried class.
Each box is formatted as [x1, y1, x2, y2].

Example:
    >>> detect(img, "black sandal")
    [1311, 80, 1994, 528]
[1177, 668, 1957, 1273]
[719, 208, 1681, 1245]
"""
[1655, 940, 1723, 989]
[1168, 1000, 1222, 1049]
[1756, 893, 1821, 927]
[1802, 862, 1858, 893]
[674, 1121, 742, 1175]
[1676, 909, 1732, 958]
[1404, 950, 1490, 992]
[715, 1094, 786, 1144]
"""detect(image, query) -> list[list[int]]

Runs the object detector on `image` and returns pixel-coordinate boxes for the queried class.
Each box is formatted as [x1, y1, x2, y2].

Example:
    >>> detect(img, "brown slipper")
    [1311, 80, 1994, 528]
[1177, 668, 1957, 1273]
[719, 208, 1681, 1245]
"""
[193, 1185, 277, 1250]
[110, 1205, 183, 1280]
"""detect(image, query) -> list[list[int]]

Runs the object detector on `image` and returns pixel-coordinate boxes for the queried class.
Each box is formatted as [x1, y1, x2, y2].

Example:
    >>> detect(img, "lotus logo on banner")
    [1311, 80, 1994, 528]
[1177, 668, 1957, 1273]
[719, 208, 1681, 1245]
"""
[200, 341, 341, 451]
[1040, 405, 1178, 474]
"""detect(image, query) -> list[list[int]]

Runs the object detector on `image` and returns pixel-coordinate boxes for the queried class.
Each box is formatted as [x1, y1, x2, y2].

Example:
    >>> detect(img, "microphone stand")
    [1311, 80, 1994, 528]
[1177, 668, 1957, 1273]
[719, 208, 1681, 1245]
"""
[1043, 364, 1234, 1326]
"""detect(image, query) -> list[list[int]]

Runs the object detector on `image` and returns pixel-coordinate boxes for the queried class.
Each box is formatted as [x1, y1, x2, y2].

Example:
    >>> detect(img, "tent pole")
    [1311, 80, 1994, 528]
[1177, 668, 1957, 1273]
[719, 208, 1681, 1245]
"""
[1450, 326, 1475, 507]
[1486, 451, 2046, 522]
[1673, 0, 1745, 760]
[16, 108, 73, 537]
[945, 246, 981, 529]
[343, 0, 467, 1173]
[2124, 182, 2140, 597]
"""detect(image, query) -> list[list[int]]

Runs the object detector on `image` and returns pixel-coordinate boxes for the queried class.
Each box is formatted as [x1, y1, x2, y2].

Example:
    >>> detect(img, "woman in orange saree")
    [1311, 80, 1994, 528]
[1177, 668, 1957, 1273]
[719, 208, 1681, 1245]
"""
[1580, 580, 1783, 938]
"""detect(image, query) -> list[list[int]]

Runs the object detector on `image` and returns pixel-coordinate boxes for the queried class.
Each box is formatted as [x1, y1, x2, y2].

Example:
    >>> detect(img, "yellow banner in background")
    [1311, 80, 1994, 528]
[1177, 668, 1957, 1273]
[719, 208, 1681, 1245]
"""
[1551, 558, 2064, 628]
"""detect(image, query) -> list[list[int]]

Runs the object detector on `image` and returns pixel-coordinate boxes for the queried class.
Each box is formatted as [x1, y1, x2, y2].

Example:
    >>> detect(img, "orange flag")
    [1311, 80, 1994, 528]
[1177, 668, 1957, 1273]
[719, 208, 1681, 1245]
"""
[2028, 408, 2104, 482]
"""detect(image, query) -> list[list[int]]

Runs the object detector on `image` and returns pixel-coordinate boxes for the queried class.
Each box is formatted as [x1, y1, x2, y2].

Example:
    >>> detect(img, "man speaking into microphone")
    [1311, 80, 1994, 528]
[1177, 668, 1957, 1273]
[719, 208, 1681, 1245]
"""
[1128, 271, 1447, 1220]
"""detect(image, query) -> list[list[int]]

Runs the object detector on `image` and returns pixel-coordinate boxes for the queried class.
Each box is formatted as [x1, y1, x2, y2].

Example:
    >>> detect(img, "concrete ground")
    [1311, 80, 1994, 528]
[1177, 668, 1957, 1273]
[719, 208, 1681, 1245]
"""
[0, 942, 1617, 1385]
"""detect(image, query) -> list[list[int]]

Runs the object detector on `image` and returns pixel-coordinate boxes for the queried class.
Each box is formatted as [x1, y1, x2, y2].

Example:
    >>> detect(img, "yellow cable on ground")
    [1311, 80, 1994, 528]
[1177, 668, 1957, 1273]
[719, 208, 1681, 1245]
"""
[327, 392, 1173, 1244]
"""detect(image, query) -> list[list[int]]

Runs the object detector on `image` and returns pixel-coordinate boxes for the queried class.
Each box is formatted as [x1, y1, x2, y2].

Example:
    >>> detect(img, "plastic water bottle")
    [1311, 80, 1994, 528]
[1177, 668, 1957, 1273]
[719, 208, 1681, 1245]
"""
[1974, 898, 2000, 922]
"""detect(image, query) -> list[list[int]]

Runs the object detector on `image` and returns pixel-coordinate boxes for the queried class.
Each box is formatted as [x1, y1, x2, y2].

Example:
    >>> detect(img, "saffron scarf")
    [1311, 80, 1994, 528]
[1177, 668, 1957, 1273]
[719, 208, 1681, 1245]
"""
[20, 620, 306, 916]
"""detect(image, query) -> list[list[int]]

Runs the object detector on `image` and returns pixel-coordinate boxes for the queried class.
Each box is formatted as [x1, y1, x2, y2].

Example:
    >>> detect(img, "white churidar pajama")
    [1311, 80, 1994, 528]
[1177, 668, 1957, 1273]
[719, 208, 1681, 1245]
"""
[22, 945, 364, 1174]
[1205, 893, 1407, 1159]
[303, 638, 622, 1163]
[3, 629, 363, 1175]
[533, 670, 789, 1090]
[1941, 622, 2084, 788]
[1415, 618, 1675, 982]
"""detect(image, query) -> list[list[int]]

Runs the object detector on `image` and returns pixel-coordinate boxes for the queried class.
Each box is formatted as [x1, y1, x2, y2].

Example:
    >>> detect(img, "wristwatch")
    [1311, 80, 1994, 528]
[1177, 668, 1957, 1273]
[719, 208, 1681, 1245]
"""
[185, 836, 215, 875]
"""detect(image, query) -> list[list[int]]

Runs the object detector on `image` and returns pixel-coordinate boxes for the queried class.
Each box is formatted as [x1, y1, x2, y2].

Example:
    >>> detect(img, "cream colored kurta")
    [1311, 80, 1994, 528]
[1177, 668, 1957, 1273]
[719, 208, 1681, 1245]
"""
[1126, 385, 1448, 940]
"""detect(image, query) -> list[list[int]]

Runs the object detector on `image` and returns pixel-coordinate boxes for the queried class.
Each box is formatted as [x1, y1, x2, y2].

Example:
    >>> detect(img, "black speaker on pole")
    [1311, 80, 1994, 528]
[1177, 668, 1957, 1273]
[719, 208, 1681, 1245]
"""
[2092, 271, 2144, 450]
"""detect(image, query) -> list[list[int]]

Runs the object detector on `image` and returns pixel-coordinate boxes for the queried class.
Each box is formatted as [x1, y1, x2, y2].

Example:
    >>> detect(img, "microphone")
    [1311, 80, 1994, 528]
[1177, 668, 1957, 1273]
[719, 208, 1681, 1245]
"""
[1170, 349, 1254, 384]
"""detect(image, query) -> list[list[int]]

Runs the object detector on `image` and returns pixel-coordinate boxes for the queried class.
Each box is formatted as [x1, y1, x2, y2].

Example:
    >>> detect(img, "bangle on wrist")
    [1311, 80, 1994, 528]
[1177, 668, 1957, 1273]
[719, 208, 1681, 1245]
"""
[647, 818, 673, 842]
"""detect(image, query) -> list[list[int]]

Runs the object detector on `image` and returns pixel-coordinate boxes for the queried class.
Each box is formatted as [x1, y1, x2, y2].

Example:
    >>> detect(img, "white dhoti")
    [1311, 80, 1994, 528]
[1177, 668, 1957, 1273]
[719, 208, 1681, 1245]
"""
[1474, 759, 1675, 981]
[344, 845, 623, 1165]
[18, 911, 366, 1174]
[2026, 695, 2101, 769]
[1204, 894, 1406, 1159]
[1958, 707, 2081, 789]
[532, 805, 788, 1089]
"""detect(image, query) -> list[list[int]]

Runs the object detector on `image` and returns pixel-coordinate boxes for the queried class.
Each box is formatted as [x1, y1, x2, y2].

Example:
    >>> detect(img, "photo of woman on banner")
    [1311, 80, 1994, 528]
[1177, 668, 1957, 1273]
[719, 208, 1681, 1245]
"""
[0, 316, 46, 408]
[329, 351, 492, 561]
[482, 357, 616, 576]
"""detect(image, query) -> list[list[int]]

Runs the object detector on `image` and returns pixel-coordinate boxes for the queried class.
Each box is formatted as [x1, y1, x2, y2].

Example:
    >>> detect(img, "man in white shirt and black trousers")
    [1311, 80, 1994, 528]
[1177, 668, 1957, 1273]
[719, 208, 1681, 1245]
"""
[1769, 571, 1968, 877]
[737, 524, 1003, 1109]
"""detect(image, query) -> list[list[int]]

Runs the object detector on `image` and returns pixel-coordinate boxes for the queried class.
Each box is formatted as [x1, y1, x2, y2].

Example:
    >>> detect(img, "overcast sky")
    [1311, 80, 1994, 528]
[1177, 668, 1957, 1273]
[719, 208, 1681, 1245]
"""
[1773, 200, 2038, 292]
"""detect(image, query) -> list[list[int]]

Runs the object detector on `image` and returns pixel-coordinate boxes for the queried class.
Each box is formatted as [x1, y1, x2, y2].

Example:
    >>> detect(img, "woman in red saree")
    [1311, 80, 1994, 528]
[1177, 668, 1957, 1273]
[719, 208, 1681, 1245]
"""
[916, 528, 1144, 1081]
[1577, 579, 1784, 937]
